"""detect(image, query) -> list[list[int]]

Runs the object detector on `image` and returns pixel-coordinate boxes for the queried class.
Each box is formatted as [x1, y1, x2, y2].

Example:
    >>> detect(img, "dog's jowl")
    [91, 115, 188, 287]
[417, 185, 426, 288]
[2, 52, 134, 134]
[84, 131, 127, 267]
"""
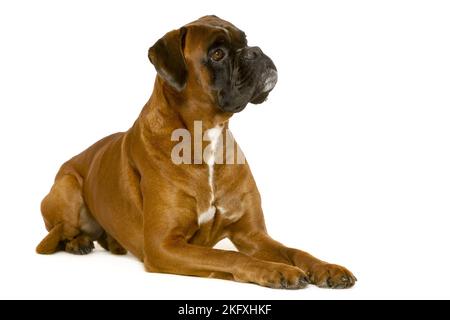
[37, 15, 356, 289]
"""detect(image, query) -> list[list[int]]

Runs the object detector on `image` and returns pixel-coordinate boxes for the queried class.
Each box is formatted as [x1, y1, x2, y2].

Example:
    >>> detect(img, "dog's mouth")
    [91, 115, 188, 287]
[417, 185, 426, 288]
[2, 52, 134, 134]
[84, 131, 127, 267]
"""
[226, 103, 247, 113]
[250, 69, 278, 104]
[216, 68, 277, 113]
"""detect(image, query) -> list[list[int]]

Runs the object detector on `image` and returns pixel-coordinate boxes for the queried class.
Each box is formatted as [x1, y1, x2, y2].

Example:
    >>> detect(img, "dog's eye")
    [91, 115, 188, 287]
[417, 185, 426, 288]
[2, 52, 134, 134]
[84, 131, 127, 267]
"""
[211, 49, 225, 62]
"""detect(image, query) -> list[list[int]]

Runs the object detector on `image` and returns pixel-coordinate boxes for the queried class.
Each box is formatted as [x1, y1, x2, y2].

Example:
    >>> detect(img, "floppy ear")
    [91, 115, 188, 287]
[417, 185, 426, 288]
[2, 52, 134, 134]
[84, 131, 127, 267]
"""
[148, 27, 187, 91]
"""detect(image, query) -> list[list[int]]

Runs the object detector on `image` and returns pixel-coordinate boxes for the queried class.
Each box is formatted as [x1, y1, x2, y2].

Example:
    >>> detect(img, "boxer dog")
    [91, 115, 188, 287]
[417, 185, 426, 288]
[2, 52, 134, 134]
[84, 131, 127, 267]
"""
[37, 16, 356, 289]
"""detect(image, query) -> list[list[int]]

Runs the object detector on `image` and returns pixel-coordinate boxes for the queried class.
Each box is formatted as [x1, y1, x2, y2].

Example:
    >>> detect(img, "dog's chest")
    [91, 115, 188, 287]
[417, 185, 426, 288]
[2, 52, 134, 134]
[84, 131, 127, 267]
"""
[195, 126, 244, 232]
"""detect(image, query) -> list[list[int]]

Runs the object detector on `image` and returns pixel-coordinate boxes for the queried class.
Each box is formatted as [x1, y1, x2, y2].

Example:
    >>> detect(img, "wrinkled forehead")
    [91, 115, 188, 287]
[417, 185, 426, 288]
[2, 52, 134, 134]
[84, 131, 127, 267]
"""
[184, 18, 247, 55]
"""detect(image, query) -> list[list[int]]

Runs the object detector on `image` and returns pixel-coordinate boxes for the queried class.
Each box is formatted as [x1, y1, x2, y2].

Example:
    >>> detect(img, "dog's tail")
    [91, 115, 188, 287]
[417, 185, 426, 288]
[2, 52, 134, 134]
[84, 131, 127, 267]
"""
[36, 223, 64, 254]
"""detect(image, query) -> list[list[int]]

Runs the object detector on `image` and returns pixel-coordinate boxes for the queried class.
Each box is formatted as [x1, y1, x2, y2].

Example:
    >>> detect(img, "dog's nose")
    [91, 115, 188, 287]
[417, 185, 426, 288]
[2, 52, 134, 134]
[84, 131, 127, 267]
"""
[243, 46, 262, 60]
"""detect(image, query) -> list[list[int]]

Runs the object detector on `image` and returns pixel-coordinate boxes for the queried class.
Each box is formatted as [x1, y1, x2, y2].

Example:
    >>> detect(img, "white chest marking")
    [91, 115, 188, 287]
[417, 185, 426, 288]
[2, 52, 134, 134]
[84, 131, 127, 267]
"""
[198, 206, 216, 225]
[198, 125, 223, 225]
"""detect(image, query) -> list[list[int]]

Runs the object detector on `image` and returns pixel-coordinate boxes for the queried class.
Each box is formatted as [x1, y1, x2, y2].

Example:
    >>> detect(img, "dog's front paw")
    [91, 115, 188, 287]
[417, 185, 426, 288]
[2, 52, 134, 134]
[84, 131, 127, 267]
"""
[235, 262, 310, 289]
[308, 263, 357, 289]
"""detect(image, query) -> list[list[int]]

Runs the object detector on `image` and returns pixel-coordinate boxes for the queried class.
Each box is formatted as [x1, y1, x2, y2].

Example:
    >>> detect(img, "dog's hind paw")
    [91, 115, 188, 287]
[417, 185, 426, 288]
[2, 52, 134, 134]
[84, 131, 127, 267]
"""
[64, 235, 95, 255]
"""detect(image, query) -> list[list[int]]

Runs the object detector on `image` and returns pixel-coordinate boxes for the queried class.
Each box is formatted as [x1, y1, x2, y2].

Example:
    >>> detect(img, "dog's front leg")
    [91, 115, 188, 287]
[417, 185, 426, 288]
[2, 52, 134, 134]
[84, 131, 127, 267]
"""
[229, 211, 357, 289]
[142, 209, 308, 289]
[145, 238, 310, 289]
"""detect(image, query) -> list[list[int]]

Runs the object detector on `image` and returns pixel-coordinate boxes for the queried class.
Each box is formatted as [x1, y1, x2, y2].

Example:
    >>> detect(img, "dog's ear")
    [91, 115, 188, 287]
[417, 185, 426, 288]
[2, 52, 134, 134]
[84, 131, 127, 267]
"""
[148, 27, 187, 91]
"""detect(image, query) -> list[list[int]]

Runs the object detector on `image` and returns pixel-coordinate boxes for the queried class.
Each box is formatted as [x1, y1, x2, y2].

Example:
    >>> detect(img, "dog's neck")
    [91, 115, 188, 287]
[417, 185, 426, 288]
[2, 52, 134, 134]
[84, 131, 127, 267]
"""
[139, 77, 232, 134]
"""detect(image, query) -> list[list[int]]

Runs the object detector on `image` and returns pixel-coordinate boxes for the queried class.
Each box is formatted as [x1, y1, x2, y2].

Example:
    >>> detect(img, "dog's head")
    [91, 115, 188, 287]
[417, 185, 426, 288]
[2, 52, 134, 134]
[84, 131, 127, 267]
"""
[148, 15, 277, 113]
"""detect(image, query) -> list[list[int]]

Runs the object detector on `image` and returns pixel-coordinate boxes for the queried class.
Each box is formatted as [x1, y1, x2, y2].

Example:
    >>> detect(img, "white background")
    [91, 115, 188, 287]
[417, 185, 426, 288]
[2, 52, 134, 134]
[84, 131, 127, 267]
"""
[1, 0, 449, 299]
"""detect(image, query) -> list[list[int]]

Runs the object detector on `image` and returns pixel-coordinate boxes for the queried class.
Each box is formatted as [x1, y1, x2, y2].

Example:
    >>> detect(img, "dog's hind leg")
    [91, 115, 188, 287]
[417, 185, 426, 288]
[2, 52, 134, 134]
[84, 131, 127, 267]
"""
[36, 173, 96, 255]
[35, 222, 65, 254]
